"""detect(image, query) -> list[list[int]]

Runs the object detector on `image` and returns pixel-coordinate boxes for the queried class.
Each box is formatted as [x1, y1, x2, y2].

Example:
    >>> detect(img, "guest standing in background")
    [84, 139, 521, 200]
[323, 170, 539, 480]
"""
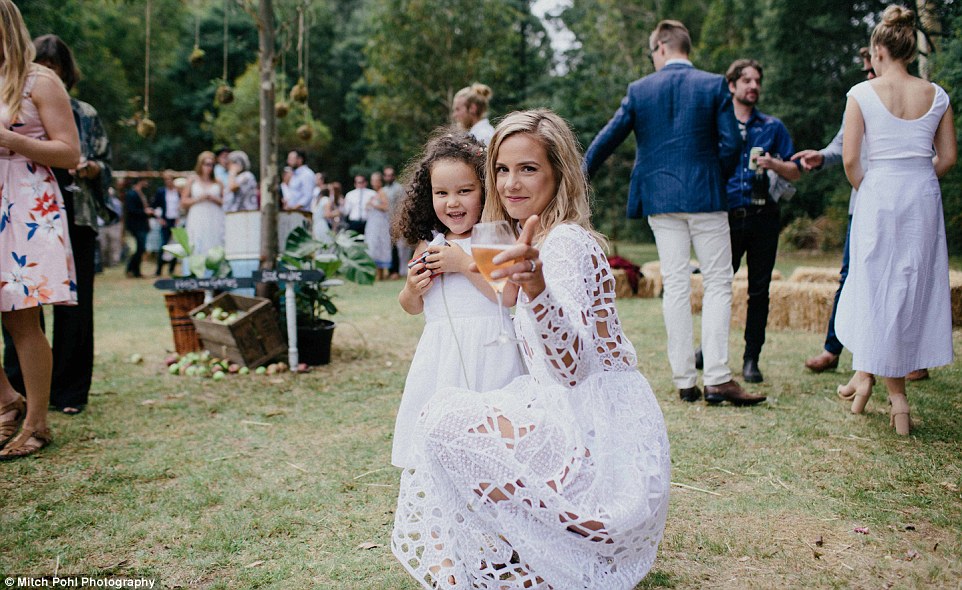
[452, 83, 495, 146]
[835, 5, 956, 435]
[153, 170, 180, 277]
[366, 171, 393, 280]
[0, 0, 81, 459]
[180, 151, 225, 259]
[223, 150, 258, 212]
[124, 177, 153, 278]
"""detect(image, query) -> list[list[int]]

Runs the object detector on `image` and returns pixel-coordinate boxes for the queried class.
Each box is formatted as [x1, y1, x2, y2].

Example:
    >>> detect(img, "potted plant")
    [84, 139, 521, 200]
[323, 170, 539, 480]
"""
[279, 226, 375, 365]
[160, 227, 234, 354]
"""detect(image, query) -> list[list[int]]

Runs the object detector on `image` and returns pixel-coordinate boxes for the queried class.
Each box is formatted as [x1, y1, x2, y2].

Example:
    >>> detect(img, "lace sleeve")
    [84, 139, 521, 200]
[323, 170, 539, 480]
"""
[522, 225, 635, 388]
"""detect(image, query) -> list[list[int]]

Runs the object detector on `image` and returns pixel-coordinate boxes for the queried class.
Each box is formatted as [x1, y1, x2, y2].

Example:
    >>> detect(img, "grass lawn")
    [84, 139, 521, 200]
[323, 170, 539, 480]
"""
[1, 245, 960, 589]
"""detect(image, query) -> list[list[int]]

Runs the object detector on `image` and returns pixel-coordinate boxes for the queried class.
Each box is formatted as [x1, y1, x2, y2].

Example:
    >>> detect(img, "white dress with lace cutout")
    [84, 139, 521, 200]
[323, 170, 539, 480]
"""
[392, 224, 671, 589]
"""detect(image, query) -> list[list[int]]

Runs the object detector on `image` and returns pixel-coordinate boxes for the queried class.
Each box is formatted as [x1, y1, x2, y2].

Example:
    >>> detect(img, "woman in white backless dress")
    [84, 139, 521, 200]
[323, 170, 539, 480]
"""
[835, 5, 956, 435]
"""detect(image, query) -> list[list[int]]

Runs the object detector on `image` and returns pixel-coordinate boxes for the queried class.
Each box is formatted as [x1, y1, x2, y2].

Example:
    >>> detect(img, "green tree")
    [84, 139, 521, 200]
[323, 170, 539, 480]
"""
[359, 0, 553, 170]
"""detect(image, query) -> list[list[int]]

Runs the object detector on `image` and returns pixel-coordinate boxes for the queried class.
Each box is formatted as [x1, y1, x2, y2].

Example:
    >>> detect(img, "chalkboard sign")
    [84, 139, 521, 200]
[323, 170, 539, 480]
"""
[252, 269, 325, 283]
[153, 277, 256, 291]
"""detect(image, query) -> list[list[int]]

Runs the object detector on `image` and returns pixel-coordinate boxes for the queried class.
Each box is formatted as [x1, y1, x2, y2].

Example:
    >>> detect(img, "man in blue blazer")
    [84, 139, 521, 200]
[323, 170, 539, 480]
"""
[584, 19, 764, 406]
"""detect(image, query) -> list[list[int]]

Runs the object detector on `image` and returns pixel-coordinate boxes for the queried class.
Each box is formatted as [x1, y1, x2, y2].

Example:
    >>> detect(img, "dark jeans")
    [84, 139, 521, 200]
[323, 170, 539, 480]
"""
[126, 227, 148, 277]
[729, 202, 780, 361]
[155, 222, 177, 276]
[347, 219, 366, 235]
[4, 224, 96, 408]
[823, 215, 853, 356]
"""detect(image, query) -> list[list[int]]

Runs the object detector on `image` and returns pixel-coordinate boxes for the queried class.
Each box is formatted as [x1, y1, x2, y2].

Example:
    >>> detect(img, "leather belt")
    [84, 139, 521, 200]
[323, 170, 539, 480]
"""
[729, 206, 767, 219]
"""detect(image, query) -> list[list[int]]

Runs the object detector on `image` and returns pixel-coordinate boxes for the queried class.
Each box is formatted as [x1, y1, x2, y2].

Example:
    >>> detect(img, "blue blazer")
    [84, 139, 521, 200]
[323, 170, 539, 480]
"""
[584, 63, 742, 218]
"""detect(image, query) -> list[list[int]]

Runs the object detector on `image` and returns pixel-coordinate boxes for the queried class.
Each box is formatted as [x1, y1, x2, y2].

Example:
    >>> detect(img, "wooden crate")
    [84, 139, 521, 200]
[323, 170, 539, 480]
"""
[189, 293, 286, 368]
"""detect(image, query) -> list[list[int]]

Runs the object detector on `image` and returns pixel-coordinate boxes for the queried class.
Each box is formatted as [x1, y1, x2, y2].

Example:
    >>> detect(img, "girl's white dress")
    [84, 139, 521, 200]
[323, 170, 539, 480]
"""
[392, 236, 526, 468]
[184, 180, 225, 257]
[836, 81, 954, 376]
[393, 224, 671, 589]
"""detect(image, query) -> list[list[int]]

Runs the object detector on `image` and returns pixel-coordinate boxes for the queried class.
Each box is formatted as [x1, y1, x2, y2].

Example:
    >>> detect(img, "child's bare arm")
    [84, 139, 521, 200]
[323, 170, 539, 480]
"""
[426, 244, 497, 303]
[398, 241, 432, 314]
[501, 282, 519, 307]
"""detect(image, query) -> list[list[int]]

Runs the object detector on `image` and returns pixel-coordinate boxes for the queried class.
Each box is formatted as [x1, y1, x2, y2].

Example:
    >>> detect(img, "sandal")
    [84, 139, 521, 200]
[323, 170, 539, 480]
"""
[0, 393, 26, 448]
[0, 426, 52, 460]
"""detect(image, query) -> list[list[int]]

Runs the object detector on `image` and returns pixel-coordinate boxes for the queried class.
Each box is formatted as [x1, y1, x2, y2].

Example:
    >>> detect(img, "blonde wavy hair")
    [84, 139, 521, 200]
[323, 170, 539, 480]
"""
[483, 109, 606, 248]
[0, 0, 38, 124]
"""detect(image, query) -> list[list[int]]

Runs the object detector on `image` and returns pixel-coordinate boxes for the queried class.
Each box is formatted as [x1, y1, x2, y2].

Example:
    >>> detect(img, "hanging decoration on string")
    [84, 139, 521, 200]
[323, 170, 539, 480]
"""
[189, 12, 205, 67]
[293, 2, 312, 141]
[215, 0, 234, 104]
[137, 0, 157, 138]
[275, 26, 290, 119]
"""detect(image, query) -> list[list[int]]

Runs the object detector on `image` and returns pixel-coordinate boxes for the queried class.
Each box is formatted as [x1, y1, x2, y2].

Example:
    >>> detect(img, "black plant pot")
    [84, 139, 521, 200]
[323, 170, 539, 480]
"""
[296, 319, 335, 366]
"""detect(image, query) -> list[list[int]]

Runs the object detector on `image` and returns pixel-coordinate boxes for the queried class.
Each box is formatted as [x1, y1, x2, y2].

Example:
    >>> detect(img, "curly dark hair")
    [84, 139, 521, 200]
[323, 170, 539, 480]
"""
[392, 127, 486, 246]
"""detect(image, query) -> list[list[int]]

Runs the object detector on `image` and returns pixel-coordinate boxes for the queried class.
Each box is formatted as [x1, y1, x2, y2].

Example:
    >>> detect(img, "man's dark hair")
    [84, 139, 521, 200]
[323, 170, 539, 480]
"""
[291, 149, 306, 162]
[33, 34, 80, 91]
[725, 59, 764, 85]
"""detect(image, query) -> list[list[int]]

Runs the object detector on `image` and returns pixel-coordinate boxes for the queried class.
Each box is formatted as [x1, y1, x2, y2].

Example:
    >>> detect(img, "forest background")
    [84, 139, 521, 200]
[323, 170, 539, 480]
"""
[19, 0, 962, 251]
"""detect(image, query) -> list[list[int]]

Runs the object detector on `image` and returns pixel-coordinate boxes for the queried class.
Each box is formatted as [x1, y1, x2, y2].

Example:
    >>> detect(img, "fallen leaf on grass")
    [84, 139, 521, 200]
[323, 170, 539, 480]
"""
[245, 560, 264, 568]
[905, 550, 919, 561]
[815, 535, 824, 547]
[813, 549, 822, 560]
[356, 542, 380, 550]
[738, 556, 749, 562]
[939, 481, 958, 492]
[854, 527, 869, 535]
[141, 399, 156, 405]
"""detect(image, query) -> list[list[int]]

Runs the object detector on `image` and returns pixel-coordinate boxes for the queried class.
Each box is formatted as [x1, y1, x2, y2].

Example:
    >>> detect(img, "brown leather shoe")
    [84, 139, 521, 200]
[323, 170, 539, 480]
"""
[906, 368, 930, 382]
[704, 380, 766, 406]
[805, 351, 839, 373]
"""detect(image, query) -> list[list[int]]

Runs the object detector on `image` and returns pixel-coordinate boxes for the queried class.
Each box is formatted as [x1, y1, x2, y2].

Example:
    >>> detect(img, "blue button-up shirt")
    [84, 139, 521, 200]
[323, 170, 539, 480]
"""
[726, 109, 795, 210]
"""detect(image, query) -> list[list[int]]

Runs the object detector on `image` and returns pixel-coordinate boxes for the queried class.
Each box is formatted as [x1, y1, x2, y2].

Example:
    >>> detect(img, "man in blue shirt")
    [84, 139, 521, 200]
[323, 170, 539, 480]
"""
[585, 21, 764, 407]
[723, 59, 800, 383]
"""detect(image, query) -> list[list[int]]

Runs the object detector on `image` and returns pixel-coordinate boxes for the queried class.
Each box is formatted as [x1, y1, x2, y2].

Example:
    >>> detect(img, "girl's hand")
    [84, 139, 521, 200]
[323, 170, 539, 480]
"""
[490, 215, 545, 300]
[424, 243, 470, 274]
[404, 263, 434, 295]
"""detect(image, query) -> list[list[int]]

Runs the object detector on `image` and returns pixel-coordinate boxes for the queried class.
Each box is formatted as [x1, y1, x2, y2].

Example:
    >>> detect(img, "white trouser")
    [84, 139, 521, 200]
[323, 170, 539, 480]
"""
[648, 212, 733, 388]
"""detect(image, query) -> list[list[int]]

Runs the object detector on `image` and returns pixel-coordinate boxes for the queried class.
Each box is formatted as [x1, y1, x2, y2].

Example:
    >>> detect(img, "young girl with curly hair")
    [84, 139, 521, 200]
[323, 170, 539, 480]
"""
[390, 128, 525, 469]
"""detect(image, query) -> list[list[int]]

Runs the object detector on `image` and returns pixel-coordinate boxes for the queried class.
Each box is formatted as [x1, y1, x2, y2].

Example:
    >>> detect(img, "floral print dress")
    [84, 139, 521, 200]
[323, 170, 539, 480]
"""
[0, 69, 76, 310]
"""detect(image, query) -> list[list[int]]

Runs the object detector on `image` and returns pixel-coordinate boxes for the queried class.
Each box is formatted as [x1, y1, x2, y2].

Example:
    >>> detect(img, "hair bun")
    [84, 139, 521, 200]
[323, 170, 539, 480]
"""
[471, 83, 492, 99]
[882, 5, 915, 28]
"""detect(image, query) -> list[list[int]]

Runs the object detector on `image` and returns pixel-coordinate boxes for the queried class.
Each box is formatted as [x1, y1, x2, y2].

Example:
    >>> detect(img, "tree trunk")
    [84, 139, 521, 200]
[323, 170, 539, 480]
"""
[256, 0, 279, 301]
[916, 0, 941, 81]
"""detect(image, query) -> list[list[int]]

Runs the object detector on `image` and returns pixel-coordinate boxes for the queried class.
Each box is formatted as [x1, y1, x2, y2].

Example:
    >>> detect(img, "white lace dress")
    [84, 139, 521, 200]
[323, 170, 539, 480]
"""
[392, 224, 671, 589]
[392, 236, 527, 468]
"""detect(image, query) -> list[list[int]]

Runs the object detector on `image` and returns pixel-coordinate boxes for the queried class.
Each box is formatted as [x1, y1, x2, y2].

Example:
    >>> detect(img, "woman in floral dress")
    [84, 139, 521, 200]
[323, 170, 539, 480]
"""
[0, 0, 80, 459]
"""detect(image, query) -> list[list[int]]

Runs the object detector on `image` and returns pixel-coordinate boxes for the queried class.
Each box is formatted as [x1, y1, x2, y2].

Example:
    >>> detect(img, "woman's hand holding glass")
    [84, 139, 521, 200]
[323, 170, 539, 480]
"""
[488, 215, 545, 301]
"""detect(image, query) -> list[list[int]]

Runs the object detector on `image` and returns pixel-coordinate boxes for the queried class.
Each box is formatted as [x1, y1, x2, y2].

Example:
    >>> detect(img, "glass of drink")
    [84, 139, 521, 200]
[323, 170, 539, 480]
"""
[472, 221, 519, 345]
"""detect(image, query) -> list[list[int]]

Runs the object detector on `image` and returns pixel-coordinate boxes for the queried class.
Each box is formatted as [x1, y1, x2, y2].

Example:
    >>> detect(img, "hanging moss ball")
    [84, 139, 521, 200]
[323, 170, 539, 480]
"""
[215, 84, 234, 105]
[137, 117, 156, 139]
[189, 46, 205, 67]
[290, 78, 308, 104]
[296, 124, 313, 141]
[275, 101, 290, 118]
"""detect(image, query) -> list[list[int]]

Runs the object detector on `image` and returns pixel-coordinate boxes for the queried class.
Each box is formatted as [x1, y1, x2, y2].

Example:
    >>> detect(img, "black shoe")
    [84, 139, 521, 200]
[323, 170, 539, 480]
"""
[742, 358, 763, 383]
[694, 348, 703, 371]
[679, 386, 702, 403]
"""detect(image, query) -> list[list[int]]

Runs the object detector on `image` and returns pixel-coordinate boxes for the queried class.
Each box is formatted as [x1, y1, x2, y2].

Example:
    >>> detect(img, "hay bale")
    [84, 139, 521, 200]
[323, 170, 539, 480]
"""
[734, 267, 784, 282]
[788, 266, 839, 284]
[641, 261, 662, 297]
[951, 270, 962, 326]
[690, 278, 835, 332]
[611, 268, 635, 299]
